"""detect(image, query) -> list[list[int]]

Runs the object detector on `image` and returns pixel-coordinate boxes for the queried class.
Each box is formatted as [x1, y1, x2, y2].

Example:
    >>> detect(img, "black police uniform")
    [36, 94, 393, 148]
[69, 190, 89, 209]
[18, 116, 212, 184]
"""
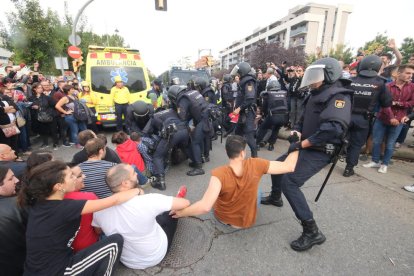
[150, 109, 189, 184]
[125, 104, 154, 135]
[234, 75, 257, 157]
[344, 75, 392, 174]
[220, 81, 236, 135]
[201, 87, 217, 105]
[176, 89, 211, 175]
[256, 89, 288, 149]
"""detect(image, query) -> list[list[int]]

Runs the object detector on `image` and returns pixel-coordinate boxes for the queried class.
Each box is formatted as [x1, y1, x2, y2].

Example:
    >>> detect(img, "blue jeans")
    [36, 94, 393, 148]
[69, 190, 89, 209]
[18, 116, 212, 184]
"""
[64, 115, 86, 144]
[371, 120, 403, 166]
[131, 165, 149, 186]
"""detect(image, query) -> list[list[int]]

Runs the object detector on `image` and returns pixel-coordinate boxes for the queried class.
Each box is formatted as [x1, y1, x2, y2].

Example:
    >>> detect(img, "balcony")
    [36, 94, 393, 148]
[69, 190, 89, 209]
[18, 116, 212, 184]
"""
[290, 38, 306, 47]
[290, 26, 308, 37]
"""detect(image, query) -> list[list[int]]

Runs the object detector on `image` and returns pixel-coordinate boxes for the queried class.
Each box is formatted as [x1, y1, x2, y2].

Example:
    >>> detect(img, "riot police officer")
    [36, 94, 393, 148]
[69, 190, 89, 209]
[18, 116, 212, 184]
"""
[209, 77, 221, 105]
[221, 74, 236, 136]
[168, 85, 211, 176]
[261, 57, 353, 251]
[125, 100, 154, 135]
[147, 79, 163, 110]
[230, 62, 258, 157]
[195, 77, 217, 105]
[149, 108, 190, 190]
[343, 55, 392, 176]
[256, 80, 289, 151]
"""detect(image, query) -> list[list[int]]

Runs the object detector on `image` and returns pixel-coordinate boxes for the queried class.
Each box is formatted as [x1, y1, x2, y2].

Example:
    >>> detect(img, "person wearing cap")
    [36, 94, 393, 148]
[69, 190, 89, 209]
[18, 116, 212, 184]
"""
[110, 76, 130, 131]
[147, 79, 163, 109]
[79, 81, 98, 132]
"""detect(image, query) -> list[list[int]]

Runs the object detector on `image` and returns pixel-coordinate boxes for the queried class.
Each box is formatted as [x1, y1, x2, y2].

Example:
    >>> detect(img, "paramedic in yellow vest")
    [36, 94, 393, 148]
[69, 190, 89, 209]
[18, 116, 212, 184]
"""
[110, 76, 130, 131]
[79, 81, 98, 132]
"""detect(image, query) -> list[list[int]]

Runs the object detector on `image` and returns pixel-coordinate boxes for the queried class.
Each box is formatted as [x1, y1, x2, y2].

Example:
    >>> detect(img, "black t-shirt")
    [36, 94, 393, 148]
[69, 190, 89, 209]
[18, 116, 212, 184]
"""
[24, 199, 86, 276]
[0, 196, 27, 276]
[71, 147, 121, 165]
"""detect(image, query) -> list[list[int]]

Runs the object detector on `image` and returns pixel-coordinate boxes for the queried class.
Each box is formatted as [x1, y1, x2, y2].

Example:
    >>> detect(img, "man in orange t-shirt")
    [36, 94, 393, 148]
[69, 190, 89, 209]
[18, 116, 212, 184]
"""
[172, 135, 298, 228]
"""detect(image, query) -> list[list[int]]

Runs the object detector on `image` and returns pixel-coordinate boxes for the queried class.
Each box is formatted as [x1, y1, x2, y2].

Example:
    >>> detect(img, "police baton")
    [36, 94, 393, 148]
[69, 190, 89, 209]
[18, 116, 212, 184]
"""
[315, 140, 348, 202]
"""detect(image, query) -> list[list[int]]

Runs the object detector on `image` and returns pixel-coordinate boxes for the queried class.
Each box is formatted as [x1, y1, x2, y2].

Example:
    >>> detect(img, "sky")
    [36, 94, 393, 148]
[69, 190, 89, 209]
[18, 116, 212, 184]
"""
[1, 0, 413, 75]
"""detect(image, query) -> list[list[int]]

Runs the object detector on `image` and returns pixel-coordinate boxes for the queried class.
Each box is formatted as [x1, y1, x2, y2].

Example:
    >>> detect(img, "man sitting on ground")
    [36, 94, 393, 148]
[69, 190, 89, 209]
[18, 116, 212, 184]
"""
[0, 144, 26, 178]
[172, 135, 298, 228]
[92, 163, 190, 269]
[71, 130, 121, 165]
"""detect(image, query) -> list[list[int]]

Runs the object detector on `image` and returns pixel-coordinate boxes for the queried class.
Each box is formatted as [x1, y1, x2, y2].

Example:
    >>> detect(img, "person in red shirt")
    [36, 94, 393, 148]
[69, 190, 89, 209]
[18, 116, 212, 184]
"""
[111, 131, 145, 172]
[363, 64, 414, 173]
[64, 165, 99, 252]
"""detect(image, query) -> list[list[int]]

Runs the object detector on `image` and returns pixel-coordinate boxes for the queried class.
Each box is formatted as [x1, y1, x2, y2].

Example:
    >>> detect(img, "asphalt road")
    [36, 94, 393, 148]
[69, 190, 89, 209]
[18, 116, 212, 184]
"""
[43, 131, 414, 276]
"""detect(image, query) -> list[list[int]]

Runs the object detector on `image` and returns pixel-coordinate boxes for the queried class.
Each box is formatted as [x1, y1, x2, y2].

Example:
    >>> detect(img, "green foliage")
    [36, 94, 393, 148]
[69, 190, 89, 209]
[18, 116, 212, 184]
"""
[328, 44, 354, 64]
[2, 0, 128, 76]
[399, 37, 414, 63]
[362, 33, 390, 55]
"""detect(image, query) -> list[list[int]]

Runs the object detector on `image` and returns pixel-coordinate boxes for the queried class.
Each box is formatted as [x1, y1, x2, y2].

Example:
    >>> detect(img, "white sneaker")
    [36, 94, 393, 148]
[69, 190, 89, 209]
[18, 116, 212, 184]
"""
[363, 161, 381, 168]
[403, 185, 414, 193]
[395, 142, 401, 148]
[378, 165, 388, 173]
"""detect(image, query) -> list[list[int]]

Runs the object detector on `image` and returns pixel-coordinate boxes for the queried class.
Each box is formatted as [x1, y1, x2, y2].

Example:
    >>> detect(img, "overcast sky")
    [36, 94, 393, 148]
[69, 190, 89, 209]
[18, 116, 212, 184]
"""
[1, 0, 413, 75]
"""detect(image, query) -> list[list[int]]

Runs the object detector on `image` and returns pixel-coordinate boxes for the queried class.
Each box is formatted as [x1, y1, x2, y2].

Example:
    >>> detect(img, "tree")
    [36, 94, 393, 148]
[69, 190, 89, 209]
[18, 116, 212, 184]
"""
[244, 41, 306, 72]
[362, 33, 391, 55]
[328, 44, 354, 64]
[399, 37, 414, 63]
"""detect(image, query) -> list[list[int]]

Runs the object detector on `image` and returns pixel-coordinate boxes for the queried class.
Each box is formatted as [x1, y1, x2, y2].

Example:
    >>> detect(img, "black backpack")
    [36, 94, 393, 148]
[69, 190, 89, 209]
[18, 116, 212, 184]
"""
[73, 100, 89, 121]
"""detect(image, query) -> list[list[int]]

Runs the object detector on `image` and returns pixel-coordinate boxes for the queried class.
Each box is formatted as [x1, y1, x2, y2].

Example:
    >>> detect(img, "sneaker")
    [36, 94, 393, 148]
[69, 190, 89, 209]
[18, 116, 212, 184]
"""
[53, 144, 58, 151]
[40, 144, 49, 149]
[363, 161, 381, 168]
[395, 142, 401, 148]
[62, 142, 71, 147]
[407, 143, 414, 148]
[378, 165, 388, 173]
[75, 144, 83, 149]
[359, 154, 369, 161]
[403, 185, 414, 193]
[69, 142, 76, 145]
[176, 185, 187, 198]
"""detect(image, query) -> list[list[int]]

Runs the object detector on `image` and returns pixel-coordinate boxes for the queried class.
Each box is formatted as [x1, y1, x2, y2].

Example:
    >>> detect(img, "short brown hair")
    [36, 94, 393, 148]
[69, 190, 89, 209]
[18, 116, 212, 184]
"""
[111, 131, 129, 145]
[397, 64, 414, 73]
[78, 130, 96, 146]
[130, 132, 141, 142]
[85, 138, 105, 158]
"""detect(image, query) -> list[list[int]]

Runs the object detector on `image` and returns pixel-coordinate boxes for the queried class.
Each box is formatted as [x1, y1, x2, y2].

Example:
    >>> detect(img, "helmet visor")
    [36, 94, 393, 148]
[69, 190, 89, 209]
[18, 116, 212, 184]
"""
[299, 64, 325, 89]
[230, 65, 239, 77]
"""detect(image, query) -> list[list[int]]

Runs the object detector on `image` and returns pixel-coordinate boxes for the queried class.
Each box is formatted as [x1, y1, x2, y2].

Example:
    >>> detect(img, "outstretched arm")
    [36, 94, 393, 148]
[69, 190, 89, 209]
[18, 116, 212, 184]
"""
[172, 176, 221, 218]
[267, 151, 299, 174]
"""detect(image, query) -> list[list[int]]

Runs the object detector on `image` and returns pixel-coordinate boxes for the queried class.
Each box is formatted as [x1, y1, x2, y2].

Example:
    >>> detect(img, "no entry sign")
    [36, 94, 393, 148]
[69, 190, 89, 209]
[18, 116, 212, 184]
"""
[67, 46, 82, 59]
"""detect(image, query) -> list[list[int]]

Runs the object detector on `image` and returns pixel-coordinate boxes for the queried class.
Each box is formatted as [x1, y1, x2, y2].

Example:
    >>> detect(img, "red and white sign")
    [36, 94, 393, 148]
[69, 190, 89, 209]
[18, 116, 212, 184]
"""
[67, 46, 82, 59]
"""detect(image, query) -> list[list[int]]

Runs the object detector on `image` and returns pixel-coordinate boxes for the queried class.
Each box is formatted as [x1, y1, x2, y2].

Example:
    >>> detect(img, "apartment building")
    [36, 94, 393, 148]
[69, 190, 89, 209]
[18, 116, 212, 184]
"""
[219, 3, 352, 69]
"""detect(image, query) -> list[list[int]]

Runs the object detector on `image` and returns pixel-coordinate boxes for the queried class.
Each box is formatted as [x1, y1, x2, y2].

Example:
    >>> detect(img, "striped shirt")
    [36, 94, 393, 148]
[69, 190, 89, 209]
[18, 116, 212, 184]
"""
[79, 160, 116, 198]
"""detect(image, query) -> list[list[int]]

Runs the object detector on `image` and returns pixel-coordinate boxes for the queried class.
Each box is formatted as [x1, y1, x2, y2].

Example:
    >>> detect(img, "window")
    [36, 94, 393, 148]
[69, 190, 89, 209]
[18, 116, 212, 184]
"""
[91, 66, 147, 94]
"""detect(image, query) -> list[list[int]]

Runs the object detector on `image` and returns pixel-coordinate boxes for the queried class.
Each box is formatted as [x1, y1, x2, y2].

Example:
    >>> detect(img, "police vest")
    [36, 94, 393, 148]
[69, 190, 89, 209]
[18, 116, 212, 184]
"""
[147, 90, 163, 107]
[221, 83, 233, 102]
[201, 88, 217, 105]
[301, 82, 353, 141]
[153, 108, 181, 131]
[178, 90, 209, 122]
[267, 89, 288, 114]
[350, 76, 388, 114]
[236, 76, 256, 107]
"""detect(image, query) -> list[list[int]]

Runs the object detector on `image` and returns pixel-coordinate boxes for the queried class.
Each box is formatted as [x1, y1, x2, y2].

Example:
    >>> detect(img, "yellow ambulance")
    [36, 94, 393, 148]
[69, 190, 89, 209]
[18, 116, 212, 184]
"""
[85, 45, 151, 127]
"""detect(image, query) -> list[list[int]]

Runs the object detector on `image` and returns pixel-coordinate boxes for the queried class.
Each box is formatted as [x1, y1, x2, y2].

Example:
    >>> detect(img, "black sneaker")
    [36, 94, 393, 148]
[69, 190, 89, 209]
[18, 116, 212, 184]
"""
[62, 142, 71, 147]
[343, 167, 354, 177]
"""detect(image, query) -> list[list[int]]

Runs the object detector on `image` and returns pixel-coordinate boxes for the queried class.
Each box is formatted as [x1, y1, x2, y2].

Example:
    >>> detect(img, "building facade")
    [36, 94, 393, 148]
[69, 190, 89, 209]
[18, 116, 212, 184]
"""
[219, 3, 352, 69]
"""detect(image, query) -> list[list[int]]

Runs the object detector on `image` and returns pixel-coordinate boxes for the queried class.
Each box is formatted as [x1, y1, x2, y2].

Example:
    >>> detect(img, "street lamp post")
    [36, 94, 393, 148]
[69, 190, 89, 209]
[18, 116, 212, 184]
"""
[71, 0, 95, 46]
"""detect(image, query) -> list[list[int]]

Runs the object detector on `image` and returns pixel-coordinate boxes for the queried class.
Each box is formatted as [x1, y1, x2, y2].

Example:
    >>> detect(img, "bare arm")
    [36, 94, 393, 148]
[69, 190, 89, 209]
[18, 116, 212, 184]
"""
[172, 176, 221, 218]
[171, 197, 191, 211]
[267, 151, 299, 174]
[389, 39, 402, 66]
[55, 97, 70, 114]
[81, 188, 140, 214]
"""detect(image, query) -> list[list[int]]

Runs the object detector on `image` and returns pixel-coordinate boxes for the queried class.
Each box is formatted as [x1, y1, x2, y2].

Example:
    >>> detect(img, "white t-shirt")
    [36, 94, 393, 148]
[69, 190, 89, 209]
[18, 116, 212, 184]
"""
[92, 193, 173, 269]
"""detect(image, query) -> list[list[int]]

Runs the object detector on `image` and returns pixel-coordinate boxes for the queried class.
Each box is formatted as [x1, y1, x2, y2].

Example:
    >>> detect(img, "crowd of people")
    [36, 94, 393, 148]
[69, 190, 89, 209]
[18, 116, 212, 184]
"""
[1, 42, 414, 274]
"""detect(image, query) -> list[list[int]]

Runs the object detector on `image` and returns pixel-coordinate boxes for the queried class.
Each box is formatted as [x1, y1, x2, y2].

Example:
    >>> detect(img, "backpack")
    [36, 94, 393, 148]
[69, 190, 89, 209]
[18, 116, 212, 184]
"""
[73, 100, 89, 121]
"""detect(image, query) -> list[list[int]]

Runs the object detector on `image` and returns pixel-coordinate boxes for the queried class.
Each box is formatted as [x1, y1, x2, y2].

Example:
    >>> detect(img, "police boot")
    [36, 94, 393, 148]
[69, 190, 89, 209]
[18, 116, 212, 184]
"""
[187, 163, 205, 176]
[343, 166, 354, 177]
[290, 219, 326, 252]
[260, 191, 283, 207]
[267, 144, 274, 151]
[151, 175, 166, 191]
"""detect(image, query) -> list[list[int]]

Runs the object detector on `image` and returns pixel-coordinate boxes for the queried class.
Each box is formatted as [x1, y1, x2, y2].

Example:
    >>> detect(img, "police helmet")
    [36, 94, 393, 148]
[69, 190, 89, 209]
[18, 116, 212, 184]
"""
[230, 62, 251, 78]
[168, 85, 187, 104]
[194, 77, 208, 91]
[267, 80, 281, 91]
[300, 57, 342, 89]
[187, 76, 197, 90]
[223, 74, 232, 83]
[132, 101, 150, 117]
[358, 55, 382, 77]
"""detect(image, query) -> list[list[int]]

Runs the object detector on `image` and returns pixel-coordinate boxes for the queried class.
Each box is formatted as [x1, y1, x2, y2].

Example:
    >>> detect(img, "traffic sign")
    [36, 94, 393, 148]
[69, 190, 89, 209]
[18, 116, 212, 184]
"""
[67, 46, 82, 59]
[54, 56, 69, 70]
[68, 34, 81, 46]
